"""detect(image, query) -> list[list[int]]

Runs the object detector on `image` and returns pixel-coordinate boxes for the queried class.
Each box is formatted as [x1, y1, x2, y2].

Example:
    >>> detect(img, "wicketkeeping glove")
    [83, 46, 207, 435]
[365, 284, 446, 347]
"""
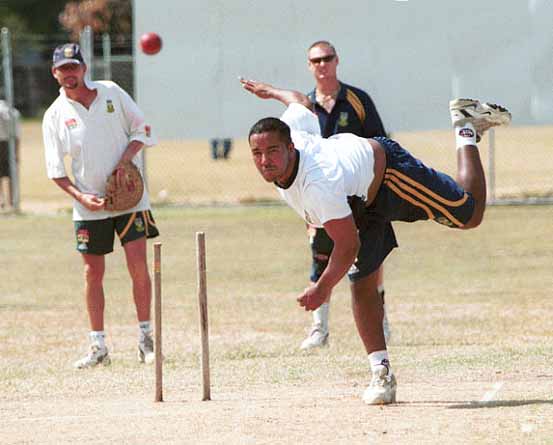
[104, 161, 144, 211]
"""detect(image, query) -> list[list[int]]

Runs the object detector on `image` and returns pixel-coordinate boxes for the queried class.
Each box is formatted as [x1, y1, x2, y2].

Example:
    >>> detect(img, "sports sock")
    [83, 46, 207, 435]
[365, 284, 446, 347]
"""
[89, 330, 106, 349]
[139, 320, 152, 342]
[455, 122, 477, 149]
[312, 302, 330, 332]
[368, 350, 392, 374]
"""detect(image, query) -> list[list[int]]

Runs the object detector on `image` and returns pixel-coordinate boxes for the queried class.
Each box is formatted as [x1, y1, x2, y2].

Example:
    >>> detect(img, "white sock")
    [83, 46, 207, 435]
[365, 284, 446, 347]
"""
[139, 321, 152, 342]
[313, 303, 330, 332]
[368, 350, 392, 374]
[89, 331, 106, 349]
[455, 122, 477, 149]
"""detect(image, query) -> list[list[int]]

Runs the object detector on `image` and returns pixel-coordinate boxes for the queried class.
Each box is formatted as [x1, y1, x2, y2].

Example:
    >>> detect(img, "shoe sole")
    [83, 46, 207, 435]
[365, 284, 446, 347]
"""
[74, 354, 111, 369]
[299, 334, 329, 351]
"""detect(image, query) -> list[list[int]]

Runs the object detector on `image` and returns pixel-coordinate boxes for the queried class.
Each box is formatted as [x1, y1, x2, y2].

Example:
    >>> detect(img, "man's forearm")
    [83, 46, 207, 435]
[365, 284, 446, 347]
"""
[120, 140, 145, 163]
[53, 177, 83, 202]
[267, 87, 312, 109]
[316, 242, 359, 292]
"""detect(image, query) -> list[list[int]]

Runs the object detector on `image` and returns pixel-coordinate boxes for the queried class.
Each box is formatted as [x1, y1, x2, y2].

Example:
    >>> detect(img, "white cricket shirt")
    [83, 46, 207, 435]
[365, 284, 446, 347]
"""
[277, 103, 376, 227]
[42, 80, 157, 220]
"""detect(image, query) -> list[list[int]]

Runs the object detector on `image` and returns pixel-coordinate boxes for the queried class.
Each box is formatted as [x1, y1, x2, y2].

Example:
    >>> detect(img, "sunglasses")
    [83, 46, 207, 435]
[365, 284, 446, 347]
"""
[309, 54, 336, 64]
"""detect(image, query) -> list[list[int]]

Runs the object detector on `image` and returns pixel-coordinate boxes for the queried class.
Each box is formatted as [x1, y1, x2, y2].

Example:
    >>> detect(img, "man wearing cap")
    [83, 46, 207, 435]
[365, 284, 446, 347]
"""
[42, 43, 160, 369]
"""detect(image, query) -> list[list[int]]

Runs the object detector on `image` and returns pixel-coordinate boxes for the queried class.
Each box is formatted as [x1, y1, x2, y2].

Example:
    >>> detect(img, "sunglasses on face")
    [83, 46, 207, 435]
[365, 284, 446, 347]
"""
[309, 54, 336, 65]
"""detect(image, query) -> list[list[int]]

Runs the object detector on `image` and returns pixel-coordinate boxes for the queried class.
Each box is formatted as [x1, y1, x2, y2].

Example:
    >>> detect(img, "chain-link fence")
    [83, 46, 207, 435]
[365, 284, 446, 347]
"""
[1, 28, 552, 213]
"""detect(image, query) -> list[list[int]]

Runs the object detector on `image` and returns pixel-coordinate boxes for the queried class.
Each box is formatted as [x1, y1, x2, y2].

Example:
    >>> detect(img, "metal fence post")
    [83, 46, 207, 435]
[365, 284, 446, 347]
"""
[487, 128, 496, 204]
[102, 33, 112, 80]
[79, 26, 94, 81]
[1, 27, 20, 212]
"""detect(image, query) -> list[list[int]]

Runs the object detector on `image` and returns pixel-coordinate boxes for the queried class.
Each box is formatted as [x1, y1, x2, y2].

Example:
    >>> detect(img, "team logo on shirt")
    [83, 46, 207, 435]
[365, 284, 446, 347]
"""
[65, 118, 78, 129]
[338, 112, 349, 127]
[76, 229, 89, 251]
[134, 216, 145, 232]
[106, 99, 115, 113]
[145, 125, 151, 137]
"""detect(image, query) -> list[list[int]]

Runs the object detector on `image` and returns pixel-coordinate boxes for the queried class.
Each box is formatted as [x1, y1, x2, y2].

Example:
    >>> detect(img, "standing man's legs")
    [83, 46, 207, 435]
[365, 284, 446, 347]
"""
[82, 253, 106, 331]
[74, 253, 111, 369]
[122, 230, 156, 364]
[123, 237, 151, 323]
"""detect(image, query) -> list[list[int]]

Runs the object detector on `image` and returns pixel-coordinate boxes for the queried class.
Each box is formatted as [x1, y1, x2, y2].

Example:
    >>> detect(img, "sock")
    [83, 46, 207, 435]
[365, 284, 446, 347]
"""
[368, 350, 392, 375]
[89, 331, 106, 349]
[139, 321, 152, 342]
[455, 122, 477, 149]
[313, 303, 330, 332]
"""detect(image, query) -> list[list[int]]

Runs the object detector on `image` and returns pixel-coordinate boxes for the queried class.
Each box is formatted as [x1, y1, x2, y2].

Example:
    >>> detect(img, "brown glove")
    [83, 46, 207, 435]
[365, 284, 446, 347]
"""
[104, 161, 144, 211]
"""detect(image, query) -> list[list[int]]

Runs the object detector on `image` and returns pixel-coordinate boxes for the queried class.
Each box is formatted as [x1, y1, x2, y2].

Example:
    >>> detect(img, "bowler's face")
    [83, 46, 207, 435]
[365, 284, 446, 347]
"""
[249, 131, 294, 184]
[52, 63, 86, 90]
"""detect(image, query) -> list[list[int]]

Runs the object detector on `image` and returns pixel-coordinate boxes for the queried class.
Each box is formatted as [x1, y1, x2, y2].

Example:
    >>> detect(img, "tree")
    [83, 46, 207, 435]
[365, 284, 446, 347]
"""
[59, 0, 131, 41]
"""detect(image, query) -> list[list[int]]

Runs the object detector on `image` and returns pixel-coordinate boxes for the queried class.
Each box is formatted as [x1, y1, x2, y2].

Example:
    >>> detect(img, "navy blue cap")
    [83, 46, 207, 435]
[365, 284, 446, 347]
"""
[52, 43, 85, 68]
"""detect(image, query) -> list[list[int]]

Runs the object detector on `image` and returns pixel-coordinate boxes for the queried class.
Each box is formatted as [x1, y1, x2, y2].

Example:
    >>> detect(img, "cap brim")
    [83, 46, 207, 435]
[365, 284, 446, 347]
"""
[53, 59, 82, 68]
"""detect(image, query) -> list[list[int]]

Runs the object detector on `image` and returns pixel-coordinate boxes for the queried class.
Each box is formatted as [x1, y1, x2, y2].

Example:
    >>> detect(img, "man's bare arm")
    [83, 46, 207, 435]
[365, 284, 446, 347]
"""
[53, 177, 105, 211]
[297, 215, 360, 311]
[239, 77, 313, 109]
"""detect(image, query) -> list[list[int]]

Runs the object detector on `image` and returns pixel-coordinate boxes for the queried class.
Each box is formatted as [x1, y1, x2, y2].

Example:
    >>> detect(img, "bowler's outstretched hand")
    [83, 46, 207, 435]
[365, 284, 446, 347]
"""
[239, 77, 275, 99]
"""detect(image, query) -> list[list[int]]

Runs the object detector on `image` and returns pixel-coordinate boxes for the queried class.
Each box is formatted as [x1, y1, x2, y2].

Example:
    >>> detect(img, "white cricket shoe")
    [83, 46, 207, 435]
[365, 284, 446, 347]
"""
[362, 365, 397, 405]
[74, 344, 111, 369]
[138, 332, 155, 364]
[449, 98, 511, 135]
[300, 326, 329, 350]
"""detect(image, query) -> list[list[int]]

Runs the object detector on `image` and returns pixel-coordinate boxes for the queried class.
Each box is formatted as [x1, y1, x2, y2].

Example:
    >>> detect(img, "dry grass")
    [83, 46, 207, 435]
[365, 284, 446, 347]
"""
[1, 204, 553, 444]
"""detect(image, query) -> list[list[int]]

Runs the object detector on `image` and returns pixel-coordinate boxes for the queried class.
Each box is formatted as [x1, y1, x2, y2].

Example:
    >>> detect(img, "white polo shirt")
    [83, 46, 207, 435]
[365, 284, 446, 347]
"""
[42, 80, 157, 220]
[277, 103, 376, 227]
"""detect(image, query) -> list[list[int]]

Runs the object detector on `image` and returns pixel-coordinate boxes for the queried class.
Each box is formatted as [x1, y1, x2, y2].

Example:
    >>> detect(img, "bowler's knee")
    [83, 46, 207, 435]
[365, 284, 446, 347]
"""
[462, 210, 484, 229]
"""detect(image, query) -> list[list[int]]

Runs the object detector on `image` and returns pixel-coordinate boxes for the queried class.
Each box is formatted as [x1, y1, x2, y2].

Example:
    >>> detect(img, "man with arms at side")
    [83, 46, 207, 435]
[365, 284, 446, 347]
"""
[42, 43, 159, 369]
[240, 77, 510, 404]
[301, 40, 390, 350]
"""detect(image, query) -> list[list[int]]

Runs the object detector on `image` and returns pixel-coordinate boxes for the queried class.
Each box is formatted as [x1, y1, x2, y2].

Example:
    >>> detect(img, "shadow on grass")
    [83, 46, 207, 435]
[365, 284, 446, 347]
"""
[392, 400, 553, 409]
[448, 399, 553, 409]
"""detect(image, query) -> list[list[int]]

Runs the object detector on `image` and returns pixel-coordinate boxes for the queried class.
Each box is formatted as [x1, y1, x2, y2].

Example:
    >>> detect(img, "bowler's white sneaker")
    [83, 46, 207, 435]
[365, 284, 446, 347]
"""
[74, 344, 111, 369]
[300, 326, 329, 350]
[449, 98, 511, 135]
[362, 365, 397, 405]
[138, 332, 155, 364]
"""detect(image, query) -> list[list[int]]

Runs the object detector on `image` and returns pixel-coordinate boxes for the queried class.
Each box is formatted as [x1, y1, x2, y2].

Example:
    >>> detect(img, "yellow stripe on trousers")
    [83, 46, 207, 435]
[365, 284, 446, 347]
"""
[384, 173, 465, 227]
[384, 179, 435, 220]
[386, 168, 468, 207]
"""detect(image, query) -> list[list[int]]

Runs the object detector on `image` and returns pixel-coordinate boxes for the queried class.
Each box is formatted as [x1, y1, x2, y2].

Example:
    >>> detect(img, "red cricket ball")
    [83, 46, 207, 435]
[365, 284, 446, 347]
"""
[140, 32, 162, 55]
